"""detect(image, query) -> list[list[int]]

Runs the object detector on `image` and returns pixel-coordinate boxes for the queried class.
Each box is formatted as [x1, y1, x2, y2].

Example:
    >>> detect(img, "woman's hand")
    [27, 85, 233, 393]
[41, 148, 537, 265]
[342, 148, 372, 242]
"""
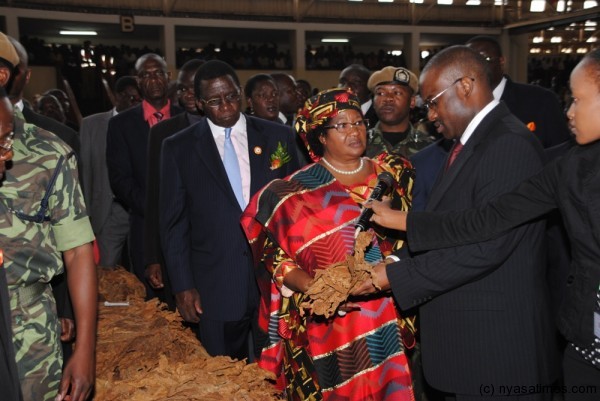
[365, 196, 408, 231]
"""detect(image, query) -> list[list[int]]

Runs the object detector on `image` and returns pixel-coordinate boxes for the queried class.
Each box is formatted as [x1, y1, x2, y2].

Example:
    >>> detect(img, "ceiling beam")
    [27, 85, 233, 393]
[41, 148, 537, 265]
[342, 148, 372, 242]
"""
[505, 5, 600, 34]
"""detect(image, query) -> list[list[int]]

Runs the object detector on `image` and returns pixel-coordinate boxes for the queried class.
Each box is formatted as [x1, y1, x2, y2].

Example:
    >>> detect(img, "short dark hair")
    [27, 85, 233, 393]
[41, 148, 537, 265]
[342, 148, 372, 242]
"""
[180, 59, 205, 74]
[423, 45, 493, 90]
[582, 47, 600, 91]
[114, 76, 137, 93]
[244, 73, 276, 98]
[193, 60, 240, 100]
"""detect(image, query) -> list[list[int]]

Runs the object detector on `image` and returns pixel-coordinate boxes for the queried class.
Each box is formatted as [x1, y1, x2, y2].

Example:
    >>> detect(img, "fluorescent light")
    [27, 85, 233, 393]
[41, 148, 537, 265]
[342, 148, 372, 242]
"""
[577, 48, 589, 54]
[583, 0, 597, 9]
[530, 0, 545, 12]
[587, 36, 598, 43]
[437, 0, 453, 4]
[466, 0, 481, 5]
[60, 30, 97, 36]
[557, 0, 566, 12]
[379, 0, 394, 2]
[550, 36, 563, 43]
[532, 36, 544, 43]
[410, 0, 424, 3]
[322, 38, 349, 43]
[421, 50, 430, 59]
[348, 0, 363, 2]
[530, 48, 541, 54]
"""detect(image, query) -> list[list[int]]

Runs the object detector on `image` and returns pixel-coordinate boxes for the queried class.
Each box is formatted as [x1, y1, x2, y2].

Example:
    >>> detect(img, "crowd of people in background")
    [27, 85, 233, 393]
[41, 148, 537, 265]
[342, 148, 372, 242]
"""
[1, 28, 599, 401]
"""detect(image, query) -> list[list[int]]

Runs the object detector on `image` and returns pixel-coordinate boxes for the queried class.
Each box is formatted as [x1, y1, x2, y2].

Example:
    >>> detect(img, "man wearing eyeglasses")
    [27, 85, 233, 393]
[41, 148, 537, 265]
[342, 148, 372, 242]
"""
[159, 60, 299, 359]
[355, 46, 558, 401]
[0, 31, 96, 401]
[106, 53, 183, 302]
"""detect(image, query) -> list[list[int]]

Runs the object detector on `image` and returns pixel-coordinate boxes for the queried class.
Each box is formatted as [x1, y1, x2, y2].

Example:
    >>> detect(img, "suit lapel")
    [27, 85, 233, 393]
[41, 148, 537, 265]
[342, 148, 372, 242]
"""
[246, 116, 269, 195]
[426, 103, 506, 211]
[193, 119, 241, 209]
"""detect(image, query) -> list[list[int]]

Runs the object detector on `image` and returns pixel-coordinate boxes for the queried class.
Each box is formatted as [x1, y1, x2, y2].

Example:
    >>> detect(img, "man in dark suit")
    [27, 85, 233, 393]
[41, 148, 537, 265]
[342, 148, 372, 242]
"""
[143, 59, 204, 306]
[106, 53, 182, 299]
[160, 60, 299, 359]
[80, 76, 141, 269]
[358, 46, 558, 400]
[339, 64, 379, 127]
[467, 36, 570, 149]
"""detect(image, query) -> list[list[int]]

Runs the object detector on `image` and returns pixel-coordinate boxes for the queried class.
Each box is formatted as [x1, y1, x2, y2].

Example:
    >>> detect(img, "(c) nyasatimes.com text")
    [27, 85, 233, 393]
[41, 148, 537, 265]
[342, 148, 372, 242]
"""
[479, 384, 597, 396]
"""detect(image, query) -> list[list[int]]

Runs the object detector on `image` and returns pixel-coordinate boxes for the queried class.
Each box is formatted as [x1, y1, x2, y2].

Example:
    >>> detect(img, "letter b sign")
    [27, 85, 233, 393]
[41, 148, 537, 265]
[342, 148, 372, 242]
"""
[120, 15, 135, 33]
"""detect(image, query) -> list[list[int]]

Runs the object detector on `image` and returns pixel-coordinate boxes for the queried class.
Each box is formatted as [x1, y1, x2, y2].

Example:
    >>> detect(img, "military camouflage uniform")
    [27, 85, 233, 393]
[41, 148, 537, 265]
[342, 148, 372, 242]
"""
[0, 109, 93, 401]
[365, 121, 435, 159]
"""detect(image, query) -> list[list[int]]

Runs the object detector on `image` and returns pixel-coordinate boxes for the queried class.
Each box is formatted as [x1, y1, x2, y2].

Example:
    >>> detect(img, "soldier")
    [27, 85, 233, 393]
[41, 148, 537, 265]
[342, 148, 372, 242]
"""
[0, 31, 96, 401]
[365, 66, 435, 159]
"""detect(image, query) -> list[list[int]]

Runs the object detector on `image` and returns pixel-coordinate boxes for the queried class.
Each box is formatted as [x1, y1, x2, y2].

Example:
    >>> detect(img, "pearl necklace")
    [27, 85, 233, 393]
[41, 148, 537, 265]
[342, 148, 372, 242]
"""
[321, 157, 364, 175]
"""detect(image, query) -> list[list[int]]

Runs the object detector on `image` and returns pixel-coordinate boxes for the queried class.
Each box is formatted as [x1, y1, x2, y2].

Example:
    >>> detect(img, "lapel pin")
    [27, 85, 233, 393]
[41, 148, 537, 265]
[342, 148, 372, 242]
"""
[254, 146, 263, 155]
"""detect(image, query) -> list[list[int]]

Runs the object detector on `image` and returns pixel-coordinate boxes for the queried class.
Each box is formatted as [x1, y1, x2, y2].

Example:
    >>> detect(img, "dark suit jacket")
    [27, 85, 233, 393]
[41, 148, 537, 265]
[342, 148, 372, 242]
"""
[160, 115, 299, 322]
[387, 103, 557, 394]
[409, 138, 453, 212]
[364, 102, 379, 127]
[106, 103, 183, 217]
[501, 76, 570, 149]
[144, 112, 193, 267]
[0, 265, 22, 401]
[407, 139, 600, 350]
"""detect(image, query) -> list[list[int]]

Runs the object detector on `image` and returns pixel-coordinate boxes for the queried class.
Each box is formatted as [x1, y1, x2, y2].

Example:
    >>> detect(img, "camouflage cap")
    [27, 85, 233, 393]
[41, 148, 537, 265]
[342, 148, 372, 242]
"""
[367, 66, 418, 94]
[0, 31, 19, 70]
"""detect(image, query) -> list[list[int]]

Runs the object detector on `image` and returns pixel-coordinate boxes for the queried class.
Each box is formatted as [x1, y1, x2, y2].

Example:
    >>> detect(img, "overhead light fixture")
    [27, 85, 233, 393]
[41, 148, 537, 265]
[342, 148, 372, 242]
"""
[60, 30, 97, 36]
[530, 48, 541, 54]
[550, 36, 563, 43]
[583, 0, 598, 9]
[532, 36, 544, 43]
[557, 0, 566, 12]
[379, 0, 394, 2]
[466, 0, 481, 5]
[587, 36, 598, 43]
[421, 50, 430, 59]
[410, 0, 425, 3]
[577, 48, 589, 54]
[348, 0, 363, 2]
[387, 50, 403, 56]
[437, 0, 453, 4]
[322, 38, 349, 43]
[530, 0, 545, 12]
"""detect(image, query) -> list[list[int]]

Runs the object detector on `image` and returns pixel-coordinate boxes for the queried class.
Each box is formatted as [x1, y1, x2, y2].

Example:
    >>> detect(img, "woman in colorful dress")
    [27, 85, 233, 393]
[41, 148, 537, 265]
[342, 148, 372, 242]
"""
[241, 88, 415, 401]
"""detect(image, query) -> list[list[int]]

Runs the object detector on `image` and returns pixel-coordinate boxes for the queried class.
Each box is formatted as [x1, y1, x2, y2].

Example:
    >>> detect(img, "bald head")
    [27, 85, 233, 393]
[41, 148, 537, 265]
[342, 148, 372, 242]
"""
[466, 36, 505, 87]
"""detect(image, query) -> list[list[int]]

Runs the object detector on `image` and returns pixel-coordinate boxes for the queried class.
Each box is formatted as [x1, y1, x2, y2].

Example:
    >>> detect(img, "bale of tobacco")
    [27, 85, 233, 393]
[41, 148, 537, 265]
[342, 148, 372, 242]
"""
[94, 268, 281, 401]
[300, 231, 377, 318]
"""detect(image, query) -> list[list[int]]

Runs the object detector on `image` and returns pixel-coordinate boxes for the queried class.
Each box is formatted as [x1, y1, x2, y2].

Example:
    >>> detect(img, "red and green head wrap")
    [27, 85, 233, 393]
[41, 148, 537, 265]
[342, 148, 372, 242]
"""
[295, 87, 362, 162]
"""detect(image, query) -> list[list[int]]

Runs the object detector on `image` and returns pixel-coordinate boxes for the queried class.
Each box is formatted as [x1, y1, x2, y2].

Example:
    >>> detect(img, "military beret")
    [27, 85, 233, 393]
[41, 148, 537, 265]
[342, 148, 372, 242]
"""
[0, 31, 19, 70]
[368, 66, 418, 94]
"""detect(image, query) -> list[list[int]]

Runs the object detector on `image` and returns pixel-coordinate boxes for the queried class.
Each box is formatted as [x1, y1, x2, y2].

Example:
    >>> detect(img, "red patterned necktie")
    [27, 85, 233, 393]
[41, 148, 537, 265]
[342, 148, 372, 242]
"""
[153, 112, 164, 121]
[445, 141, 463, 170]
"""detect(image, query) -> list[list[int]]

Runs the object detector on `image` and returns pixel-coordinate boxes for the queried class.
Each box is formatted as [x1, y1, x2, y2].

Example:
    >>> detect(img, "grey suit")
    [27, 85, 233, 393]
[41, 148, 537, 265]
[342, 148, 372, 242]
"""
[80, 109, 129, 266]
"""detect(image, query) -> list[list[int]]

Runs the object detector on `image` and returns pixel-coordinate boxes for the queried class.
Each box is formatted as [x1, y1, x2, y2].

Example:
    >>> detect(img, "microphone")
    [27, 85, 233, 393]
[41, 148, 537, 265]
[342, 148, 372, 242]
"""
[355, 171, 395, 238]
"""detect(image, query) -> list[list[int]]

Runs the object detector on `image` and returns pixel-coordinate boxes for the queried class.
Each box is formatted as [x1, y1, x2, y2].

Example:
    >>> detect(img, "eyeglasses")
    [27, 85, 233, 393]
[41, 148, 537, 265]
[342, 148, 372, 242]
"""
[0, 131, 15, 159]
[200, 92, 241, 108]
[324, 119, 369, 133]
[423, 77, 474, 112]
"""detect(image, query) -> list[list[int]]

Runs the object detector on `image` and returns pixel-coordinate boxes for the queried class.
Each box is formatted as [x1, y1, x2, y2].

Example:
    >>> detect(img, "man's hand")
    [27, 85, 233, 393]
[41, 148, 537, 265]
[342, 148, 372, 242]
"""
[55, 346, 95, 401]
[144, 263, 164, 289]
[350, 262, 391, 296]
[175, 289, 202, 323]
[365, 196, 408, 231]
[60, 317, 76, 342]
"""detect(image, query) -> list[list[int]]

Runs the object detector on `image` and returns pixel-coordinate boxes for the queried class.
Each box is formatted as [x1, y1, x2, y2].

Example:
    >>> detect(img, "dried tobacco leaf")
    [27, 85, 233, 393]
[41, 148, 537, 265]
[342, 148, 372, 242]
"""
[300, 231, 379, 318]
[94, 268, 280, 401]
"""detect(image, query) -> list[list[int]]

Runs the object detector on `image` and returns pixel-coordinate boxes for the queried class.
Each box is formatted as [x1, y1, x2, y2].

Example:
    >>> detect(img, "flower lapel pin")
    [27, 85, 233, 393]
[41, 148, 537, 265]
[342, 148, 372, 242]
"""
[270, 142, 291, 170]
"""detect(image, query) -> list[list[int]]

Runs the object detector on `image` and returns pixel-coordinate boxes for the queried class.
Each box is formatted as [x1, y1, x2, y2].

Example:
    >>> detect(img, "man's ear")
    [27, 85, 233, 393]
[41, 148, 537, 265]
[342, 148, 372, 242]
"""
[409, 95, 416, 109]
[195, 99, 204, 113]
[0, 67, 10, 88]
